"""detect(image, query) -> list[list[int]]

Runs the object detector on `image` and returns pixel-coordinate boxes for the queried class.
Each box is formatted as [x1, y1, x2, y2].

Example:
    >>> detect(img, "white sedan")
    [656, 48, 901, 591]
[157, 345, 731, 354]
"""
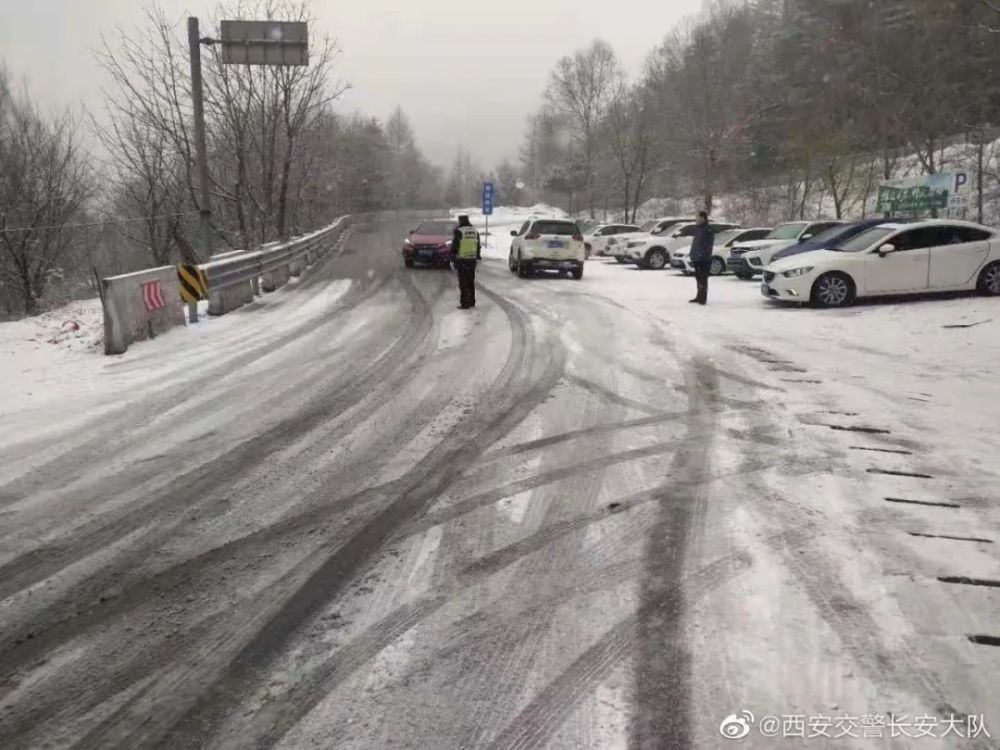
[762, 220, 1000, 307]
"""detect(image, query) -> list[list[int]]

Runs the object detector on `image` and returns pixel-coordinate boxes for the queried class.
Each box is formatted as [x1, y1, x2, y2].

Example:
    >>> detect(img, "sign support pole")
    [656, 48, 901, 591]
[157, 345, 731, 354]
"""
[187, 16, 213, 323]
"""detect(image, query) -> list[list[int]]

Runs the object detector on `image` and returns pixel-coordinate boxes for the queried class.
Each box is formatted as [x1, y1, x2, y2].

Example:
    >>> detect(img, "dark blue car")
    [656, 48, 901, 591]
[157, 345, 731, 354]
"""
[771, 218, 910, 262]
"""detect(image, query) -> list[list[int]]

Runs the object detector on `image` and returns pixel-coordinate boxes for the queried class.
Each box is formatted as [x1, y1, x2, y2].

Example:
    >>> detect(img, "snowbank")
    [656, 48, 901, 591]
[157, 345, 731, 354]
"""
[0, 299, 105, 403]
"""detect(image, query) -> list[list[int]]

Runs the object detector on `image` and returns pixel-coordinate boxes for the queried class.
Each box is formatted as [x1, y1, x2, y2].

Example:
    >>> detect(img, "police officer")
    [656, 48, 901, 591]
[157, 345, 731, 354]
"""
[452, 215, 481, 309]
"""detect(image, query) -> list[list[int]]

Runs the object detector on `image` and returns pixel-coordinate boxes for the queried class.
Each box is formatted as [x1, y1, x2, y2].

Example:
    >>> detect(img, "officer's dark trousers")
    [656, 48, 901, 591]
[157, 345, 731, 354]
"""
[456, 259, 477, 308]
[692, 260, 710, 304]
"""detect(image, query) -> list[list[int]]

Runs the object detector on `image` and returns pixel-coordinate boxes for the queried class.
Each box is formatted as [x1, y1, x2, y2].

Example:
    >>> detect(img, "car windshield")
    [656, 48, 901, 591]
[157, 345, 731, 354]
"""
[532, 221, 578, 235]
[805, 224, 854, 245]
[766, 222, 809, 240]
[638, 220, 658, 232]
[415, 221, 454, 235]
[835, 227, 895, 253]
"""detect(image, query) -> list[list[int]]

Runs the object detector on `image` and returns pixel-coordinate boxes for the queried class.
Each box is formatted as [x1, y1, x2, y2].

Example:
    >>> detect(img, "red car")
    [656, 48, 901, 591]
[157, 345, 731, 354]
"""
[402, 220, 457, 269]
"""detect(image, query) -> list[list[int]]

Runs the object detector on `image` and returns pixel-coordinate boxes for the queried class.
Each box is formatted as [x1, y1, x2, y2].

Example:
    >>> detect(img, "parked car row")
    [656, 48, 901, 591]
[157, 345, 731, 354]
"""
[402, 214, 1000, 310]
[591, 214, 1000, 307]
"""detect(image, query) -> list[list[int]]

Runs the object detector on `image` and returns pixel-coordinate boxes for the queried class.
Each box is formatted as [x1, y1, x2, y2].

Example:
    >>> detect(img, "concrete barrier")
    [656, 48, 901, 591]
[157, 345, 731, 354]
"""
[102, 266, 185, 355]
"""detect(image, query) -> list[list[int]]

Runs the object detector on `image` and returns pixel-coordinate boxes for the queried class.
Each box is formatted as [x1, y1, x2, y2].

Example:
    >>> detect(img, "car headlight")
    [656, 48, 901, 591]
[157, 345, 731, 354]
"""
[404, 238, 412, 245]
[782, 266, 814, 278]
[748, 257, 762, 266]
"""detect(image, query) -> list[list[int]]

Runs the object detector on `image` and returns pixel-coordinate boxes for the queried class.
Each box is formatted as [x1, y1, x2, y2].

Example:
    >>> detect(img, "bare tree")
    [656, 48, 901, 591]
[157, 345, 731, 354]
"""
[605, 80, 654, 222]
[647, 4, 766, 215]
[0, 69, 93, 314]
[96, 1, 348, 261]
[546, 40, 620, 218]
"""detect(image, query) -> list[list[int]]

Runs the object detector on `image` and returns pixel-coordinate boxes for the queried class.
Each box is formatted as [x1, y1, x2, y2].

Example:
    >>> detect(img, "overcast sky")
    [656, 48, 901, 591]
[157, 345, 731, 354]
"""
[0, 0, 703, 169]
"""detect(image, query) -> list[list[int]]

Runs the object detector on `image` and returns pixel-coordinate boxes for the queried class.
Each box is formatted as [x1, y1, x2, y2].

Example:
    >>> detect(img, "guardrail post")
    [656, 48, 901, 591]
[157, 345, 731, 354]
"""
[208, 285, 227, 315]
[262, 269, 277, 293]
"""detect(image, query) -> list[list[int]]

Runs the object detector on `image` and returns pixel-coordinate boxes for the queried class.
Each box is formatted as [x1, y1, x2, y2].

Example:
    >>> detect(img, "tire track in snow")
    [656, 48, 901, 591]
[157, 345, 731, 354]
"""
[0, 235, 375, 493]
[0, 271, 434, 609]
[487, 549, 753, 750]
[626, 355, 721, 749]
[224, 490, 663, 747]
[716, 345, 994, 750]
[70, 278, 564, 748]
[435, 276, 658, 750]
[0, 272, 446, 741]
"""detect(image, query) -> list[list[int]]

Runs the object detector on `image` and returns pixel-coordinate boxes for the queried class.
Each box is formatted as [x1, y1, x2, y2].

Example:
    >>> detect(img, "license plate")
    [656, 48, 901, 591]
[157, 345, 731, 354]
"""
[419, 249, 434, 257]
[547, 240, 565, 249]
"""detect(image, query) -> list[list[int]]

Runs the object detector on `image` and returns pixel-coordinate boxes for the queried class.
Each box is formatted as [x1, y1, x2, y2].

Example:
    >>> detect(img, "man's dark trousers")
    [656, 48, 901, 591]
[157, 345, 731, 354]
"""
[692, 260, 710, 304]
[457, 259, 477, 308]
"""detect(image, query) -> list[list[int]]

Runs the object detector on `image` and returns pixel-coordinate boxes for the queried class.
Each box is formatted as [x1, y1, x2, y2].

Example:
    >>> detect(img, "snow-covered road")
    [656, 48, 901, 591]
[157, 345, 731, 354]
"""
[1, 211, 998, 749]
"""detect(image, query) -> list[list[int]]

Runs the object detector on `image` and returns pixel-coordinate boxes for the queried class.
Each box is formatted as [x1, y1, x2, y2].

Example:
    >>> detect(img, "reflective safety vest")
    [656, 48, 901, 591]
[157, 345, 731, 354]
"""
[457, 226, 479, 259]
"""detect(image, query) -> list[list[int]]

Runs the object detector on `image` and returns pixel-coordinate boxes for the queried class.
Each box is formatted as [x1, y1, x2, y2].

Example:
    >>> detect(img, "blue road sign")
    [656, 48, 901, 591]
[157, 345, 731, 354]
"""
[482, 182, 494, 216]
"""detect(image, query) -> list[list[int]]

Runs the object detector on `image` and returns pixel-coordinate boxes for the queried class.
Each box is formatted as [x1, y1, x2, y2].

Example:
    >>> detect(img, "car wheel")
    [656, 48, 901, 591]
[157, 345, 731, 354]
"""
[645, 248, 668, 270]
[976, 261, 1000, 296]
[404, 258, 414, 268]
[509, 254, 516, 273]
[615, 256, 627, 264]
[811, 272, 856, 308]
[571, 267, 583, 280]
[517, 253, 531, 278]
[709, 256, 726, 276]
[734, 271, 752, 280]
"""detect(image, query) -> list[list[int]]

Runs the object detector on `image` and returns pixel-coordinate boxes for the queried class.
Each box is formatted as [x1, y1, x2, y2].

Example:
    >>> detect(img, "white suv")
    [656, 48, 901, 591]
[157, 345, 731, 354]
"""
[626, 221, 741, 270]
[509, 219, 586, 279]
[587, 223, 640, 256]
[608, 217, 694, 263]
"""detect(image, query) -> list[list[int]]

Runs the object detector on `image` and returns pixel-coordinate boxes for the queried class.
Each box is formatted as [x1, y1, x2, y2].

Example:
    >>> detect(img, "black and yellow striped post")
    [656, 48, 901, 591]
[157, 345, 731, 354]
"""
[178, 264, 209, 322]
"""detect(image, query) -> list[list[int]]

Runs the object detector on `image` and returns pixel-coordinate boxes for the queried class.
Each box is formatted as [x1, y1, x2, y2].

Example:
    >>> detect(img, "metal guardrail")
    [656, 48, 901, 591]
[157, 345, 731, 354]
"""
[200, 216, 350, 291]
[199, 216, 351, 315]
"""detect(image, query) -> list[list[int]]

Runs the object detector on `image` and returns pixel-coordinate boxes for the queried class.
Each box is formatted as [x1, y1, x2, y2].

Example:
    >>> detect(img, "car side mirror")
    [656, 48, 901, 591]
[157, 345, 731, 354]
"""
[510, 230, 517, 237]
[409, 229, 416, 235]
[876, 243, 896, 258]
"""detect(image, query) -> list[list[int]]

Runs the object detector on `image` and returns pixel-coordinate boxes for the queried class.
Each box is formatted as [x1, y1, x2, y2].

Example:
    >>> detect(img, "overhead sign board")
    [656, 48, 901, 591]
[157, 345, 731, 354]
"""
[876, 172, 969, 215]
[219, 21, 308, 66]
